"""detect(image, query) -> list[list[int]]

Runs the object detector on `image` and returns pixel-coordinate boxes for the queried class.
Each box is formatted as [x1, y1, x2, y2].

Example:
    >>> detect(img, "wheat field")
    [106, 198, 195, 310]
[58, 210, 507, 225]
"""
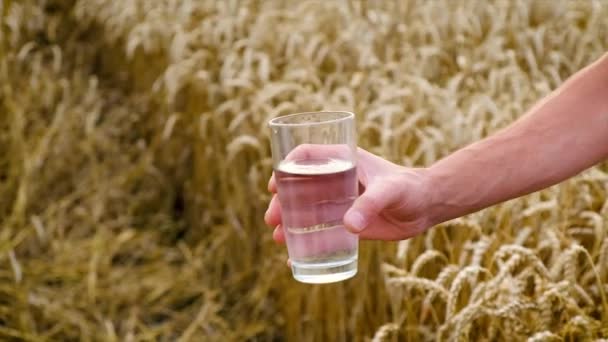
[1, 0, 608, 341]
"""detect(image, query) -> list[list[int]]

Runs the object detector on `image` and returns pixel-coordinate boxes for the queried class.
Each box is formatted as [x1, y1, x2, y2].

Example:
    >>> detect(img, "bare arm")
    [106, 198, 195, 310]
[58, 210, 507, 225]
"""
[427, 52, 608, 225]
[266, 52, 608, 242]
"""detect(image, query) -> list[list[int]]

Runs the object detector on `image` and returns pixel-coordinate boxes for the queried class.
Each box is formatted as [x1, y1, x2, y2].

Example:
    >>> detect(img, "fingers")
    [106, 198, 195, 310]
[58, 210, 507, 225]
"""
[343, 179, 401, 234]
[285, 143, 353, 162]
[267, 174, 284, 245]
[273, 225, 286, 244]
[264, 195, 282, 227]
[268, 172, 277, 193]
[267, 145, 384, 250]
[355, 147, 401, 186]
[356, 146, 393, 165]
[267, 144, 364, 225]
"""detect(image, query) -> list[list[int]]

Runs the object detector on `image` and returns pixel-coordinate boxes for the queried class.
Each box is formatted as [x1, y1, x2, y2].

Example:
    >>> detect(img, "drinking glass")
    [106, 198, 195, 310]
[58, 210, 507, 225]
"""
[268, 111, 358, 284]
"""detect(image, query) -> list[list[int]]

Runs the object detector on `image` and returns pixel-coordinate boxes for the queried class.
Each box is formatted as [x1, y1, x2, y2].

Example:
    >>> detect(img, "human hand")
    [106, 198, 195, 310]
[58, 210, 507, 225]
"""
[265, 146, 435, 243]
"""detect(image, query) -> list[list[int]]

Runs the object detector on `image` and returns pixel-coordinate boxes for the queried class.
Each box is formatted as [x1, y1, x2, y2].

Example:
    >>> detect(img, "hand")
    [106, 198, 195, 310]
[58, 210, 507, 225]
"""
[264, 146, 435, 242]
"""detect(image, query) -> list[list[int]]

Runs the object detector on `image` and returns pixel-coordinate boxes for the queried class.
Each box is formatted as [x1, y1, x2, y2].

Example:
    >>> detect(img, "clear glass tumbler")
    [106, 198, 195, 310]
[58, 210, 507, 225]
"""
[268, 111, 359, 284]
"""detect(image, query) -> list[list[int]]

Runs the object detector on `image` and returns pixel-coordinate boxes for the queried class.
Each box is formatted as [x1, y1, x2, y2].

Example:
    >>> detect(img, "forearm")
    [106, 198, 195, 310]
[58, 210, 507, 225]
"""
[427, 52, 608, 224]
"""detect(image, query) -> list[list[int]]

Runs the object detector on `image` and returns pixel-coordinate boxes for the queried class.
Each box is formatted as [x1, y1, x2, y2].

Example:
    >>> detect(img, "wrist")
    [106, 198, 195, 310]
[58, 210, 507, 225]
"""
[421, 166, 447, 227]
[412, 166, 448, 228]
[423, 161, 479, 227]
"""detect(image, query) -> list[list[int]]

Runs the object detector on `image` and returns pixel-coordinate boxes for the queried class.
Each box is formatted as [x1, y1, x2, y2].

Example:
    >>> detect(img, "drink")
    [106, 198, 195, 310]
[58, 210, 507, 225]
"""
[268, 110, 358, 283]
[275, 158, 358, 283]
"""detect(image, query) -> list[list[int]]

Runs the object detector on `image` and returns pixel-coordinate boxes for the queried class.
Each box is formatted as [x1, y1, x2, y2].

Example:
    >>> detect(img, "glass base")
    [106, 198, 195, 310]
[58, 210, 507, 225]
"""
[291, 257, 358, 284]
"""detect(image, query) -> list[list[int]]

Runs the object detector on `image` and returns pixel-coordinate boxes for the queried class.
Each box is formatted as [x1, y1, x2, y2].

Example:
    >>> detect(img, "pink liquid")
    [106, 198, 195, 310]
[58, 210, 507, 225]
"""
[275, 158, 358, 264]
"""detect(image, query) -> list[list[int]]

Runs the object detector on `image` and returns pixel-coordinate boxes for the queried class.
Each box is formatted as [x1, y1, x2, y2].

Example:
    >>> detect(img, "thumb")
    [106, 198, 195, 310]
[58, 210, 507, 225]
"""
[343, 180, 400, 233]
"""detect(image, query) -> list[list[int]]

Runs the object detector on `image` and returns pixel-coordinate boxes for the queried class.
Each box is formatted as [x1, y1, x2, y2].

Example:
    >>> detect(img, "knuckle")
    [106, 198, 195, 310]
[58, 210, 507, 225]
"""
[359, 194, 381, 215]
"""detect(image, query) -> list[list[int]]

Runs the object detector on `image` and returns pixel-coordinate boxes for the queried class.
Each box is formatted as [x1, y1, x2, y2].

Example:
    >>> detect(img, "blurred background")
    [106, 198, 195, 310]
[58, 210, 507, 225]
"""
[1, 0, 608, 341]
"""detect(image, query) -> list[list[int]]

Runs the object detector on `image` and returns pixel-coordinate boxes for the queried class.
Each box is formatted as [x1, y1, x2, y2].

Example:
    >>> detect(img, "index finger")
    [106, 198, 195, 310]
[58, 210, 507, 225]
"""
[269, 144, 355, 194]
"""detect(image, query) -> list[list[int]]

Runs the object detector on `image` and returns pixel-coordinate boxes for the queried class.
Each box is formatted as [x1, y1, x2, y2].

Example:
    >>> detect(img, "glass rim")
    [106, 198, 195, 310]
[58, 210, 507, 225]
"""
[268, 111, 354, 127]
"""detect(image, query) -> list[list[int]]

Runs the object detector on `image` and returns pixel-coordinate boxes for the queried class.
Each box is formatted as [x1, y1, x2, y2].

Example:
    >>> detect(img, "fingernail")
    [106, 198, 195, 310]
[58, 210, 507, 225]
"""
[264, 208, 269, 222]
[344, 210, 366, 233]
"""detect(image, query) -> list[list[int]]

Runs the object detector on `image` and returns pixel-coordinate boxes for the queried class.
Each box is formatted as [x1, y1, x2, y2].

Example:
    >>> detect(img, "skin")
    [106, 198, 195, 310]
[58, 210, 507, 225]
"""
[265, 51, 608, 249]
